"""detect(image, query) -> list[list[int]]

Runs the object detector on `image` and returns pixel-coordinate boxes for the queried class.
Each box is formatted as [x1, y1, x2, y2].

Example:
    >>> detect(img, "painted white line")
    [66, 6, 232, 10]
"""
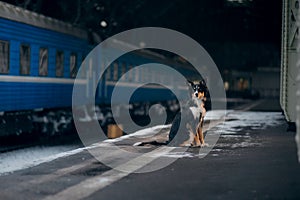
[37, 111, 226, 199]
[2, 109, 280, 200]
[27, 161, 93, 185]
[27, 146, 127, 185]
[42, 147, 174, 200]
[40, 112, 226, 198]
[7, 106, 272, 198]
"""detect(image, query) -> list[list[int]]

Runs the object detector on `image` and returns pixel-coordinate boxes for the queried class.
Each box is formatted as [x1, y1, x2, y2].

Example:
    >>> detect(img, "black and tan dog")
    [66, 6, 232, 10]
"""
[134, 80, 209, 147]
[168, 80, 208, 147]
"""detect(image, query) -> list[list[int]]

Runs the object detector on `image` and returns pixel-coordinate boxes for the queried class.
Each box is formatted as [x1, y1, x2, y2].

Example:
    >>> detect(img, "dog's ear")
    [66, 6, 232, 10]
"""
[200, 79, 208, 90]
[200, 79, 206, 86]
[202, 77, 208, 87]
[187, 80, 194, 86]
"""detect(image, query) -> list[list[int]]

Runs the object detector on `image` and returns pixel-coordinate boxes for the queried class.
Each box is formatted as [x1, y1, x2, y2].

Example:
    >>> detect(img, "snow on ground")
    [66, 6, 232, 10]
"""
[105, 124, 171, 143]
[216, 111, 284, 135]
[0, 145, 80, 175]
[205, 111, 284, 155]
[0, 111, 284, 175]
[162, 111, 284, 158]
[0, 125, 170, 176]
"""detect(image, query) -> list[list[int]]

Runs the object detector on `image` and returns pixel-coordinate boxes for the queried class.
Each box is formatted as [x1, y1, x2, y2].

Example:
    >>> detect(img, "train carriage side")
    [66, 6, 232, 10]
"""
[94, 48, 188, 106]
[0, 15, 90, 112]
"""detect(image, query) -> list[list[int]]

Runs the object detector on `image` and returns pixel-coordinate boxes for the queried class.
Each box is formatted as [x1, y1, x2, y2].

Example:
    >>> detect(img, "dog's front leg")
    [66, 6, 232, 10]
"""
[193, 130, 201, 147]
[197, 117, 207, 147]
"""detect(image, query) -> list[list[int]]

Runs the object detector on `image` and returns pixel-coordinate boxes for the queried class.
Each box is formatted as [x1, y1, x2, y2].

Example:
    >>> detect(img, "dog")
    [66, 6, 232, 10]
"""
[168, 80, 208, 147]
[133, 80, 209, 147]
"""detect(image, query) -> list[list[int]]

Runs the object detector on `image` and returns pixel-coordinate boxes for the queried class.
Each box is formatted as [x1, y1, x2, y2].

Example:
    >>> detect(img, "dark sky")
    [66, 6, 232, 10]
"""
[1, 0, 282, 69]
[2, 0, 281, 43]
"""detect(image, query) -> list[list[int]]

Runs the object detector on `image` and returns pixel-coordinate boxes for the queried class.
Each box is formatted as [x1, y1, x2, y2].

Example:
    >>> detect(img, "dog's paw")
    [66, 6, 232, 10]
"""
[180, 143, 192, 147]
[201, 143, 209, 147]
[191, 143, 201, 148]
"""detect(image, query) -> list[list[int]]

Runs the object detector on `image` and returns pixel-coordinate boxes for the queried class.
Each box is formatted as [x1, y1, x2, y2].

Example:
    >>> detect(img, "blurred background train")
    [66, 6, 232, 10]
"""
[0, 2, 199, 141]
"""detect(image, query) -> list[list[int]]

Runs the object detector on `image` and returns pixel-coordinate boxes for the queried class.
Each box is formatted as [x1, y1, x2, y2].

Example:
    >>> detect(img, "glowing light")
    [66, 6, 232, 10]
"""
[224, 81, 230, 91]
[100, 20, 107, 28]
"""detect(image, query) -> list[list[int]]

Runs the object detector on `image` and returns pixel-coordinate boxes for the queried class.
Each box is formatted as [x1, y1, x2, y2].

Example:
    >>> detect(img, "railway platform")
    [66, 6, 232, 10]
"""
[0, 99, 300, 200]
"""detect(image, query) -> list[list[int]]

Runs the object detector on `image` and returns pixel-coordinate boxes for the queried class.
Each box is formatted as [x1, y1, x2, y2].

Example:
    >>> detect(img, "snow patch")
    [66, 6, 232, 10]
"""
[105, 124, 171, 143]
[162, 152, 195, 158]
[0, 145, 80, 175]
[0, 111, 285, 175]
[215, 111, 283, 135]
[231, 142, 260, 148]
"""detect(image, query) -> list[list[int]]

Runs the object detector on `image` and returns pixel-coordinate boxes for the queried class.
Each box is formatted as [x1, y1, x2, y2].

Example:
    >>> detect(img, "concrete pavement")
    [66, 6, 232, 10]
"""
[0, 100, 299, 200]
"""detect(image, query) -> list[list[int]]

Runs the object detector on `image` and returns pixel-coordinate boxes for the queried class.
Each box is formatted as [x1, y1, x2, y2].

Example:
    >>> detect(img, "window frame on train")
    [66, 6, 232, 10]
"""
[38, 47, 49, 76]
[0, 40, 9, 74]
[105, 61, 111, 81]
[20, 44, 31, 75]
[70, 52, 77, 78]
[135, 65, 139, 82]
[120, 62, 126, 81]
[128, 64, 133, 82]
[56, 50, 64, 77]
[113, 62, 118, 81]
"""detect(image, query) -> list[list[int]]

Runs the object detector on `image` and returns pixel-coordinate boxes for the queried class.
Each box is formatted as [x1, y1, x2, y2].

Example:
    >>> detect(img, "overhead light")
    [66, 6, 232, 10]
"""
[100, 20, 107, 28]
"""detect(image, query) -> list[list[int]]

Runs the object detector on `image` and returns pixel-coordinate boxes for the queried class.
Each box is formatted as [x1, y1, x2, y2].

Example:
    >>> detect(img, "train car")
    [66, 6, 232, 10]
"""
[78, 43, 196, 130]
[96, 49, 189, 104]
[0, 2, 201, 138]
[0, 2, 90, 136]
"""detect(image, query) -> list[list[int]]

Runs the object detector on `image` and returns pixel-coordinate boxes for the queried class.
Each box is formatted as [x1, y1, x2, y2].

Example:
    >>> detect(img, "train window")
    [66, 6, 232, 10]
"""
[141, 68, 145, 82]
[39, 47, 48, 76]
[121, 62, 126, 81]
[151, 69, 155, 83]
[56, 51, 64, 77]
[128, 65, 133, 82]
[100, 60, 105, 77]
[0, 40, 9, 74]
[113, 62, 118, 81]
[70, 53, 77, 78]
[20, 44, 30, 75]
[106, 61, 111, 81]
[143, 68, 148, 82]
[80, 55, 86, 78]
[103, 61, 111, 81]
[135, 66, 139, 82]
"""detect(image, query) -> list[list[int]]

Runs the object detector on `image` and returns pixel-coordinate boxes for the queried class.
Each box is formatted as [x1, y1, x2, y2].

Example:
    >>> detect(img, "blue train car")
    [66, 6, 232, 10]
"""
[0, 2, 90, 136]
[0, 2, 90, 112]
[0, 2, 196, 137]
[95, 50, 182, 104]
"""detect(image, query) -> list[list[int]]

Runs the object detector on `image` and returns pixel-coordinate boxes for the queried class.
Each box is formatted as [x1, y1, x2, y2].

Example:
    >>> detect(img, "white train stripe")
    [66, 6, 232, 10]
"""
[106, 80, 174, 89]
[0, 75, 86, 84]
